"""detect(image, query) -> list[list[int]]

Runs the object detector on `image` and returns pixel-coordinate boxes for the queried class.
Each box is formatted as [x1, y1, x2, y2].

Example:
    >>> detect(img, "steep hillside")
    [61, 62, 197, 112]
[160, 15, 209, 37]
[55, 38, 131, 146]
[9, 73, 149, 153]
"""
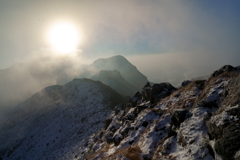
[91, 70, 138, 96]
[80, 65, 240, 160]
[0, 78, 127, 160]
[87, 55, 148, 90]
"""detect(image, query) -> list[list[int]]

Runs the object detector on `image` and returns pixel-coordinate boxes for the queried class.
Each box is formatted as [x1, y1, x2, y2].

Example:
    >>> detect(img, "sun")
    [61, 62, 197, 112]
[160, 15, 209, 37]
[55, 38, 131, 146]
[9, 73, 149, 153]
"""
[48, 22, 80, 53]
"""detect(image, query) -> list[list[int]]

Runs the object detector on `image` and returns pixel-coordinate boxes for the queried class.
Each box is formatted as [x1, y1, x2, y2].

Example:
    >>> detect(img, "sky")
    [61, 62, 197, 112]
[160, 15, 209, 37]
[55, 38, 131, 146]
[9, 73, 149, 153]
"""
[0, 0, 240, 83]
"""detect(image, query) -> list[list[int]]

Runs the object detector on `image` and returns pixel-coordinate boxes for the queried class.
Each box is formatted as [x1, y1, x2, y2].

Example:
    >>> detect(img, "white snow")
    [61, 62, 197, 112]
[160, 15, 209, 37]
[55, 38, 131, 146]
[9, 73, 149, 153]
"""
[0, 79, 123, 160]
[210, 105, 239, 127]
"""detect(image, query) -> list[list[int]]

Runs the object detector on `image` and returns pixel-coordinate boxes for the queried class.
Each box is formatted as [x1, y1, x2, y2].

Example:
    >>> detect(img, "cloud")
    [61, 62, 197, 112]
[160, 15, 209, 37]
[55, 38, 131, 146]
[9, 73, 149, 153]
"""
[0, 48, 86, 109]
[1, 0, 239, 67]
[127, 51, 240, 86]
[0, 0, 239, 109]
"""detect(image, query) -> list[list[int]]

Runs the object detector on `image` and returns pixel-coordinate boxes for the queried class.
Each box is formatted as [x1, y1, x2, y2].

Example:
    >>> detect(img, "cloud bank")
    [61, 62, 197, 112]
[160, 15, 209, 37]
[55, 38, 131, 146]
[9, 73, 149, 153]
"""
[0, 0, 239, 110]
[0, 0, 239, 67]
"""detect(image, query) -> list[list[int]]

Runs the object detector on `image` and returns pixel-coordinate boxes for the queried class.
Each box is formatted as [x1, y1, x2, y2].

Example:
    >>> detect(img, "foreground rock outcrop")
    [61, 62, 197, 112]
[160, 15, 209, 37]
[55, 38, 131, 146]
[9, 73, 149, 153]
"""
[81, 65, 240, 160]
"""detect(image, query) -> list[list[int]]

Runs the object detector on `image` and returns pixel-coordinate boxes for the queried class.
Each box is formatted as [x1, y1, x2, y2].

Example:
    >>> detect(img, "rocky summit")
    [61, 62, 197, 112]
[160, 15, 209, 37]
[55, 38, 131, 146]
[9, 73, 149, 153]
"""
[79, 65, 240, 160]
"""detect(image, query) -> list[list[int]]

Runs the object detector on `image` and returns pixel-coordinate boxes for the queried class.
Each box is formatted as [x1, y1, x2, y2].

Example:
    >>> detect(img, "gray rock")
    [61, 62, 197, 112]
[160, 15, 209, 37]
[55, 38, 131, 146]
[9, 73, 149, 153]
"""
[171, 109, 190, 127]
[215, 123, 240, 160]
[212, 65, 235, 77]
[181, 80, 192, 87]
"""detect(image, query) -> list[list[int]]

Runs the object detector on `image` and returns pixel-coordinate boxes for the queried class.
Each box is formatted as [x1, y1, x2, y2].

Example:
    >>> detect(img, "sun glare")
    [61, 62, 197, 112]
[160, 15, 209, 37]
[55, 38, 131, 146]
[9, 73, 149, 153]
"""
[48, 22, 80, 53]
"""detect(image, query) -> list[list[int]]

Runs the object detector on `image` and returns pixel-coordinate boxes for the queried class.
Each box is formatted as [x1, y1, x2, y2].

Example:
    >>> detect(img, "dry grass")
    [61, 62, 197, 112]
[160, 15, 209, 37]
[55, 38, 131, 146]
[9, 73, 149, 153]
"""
[178, 133, 187, 147]
[214, 71, 239, 79]
[121, 146, 142, 160]
[169, 155, 177, 160]
[93, 145, 142, 160]
[152, 137, 178, 160]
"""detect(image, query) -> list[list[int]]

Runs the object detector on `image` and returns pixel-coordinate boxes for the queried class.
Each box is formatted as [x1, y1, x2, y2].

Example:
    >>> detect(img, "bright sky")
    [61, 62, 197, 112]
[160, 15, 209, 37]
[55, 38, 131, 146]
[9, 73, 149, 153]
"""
[0, 0, 240, 70]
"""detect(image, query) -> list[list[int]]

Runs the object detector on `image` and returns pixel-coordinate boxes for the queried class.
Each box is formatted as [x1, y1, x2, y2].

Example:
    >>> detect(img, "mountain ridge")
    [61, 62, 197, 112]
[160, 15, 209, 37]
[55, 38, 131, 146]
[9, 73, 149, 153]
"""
[0, 78, 128, 160]
[76, 65, 240, 160]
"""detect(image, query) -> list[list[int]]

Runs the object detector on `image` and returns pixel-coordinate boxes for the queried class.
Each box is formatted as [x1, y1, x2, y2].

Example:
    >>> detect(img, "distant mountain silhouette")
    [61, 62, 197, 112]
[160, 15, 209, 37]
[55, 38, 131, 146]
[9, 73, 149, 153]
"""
[87, 55, 148, 90]
[91, 70, 138, 96]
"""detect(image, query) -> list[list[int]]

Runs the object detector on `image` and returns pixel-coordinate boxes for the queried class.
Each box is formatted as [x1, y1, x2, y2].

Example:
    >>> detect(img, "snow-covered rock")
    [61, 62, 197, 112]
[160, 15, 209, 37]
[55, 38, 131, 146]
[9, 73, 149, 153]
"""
[2, 65, 240, 160]
[81, 65, 240, 160]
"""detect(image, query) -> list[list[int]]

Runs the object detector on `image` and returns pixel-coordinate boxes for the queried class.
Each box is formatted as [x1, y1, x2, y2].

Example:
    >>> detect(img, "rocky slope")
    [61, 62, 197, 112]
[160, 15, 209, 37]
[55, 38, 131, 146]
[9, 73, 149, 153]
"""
[80, 65, 240, 160]
[91, 70, 138, 96]
[0, 78, 127, 160]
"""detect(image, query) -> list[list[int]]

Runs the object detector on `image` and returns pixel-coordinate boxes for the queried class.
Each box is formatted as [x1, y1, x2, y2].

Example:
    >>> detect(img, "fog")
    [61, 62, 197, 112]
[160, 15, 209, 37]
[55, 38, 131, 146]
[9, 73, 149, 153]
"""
[0, 49, 87, 111]
[127, 51, 240, 86]
[0, 0, 240, 112]
[1, 0, 239, 67]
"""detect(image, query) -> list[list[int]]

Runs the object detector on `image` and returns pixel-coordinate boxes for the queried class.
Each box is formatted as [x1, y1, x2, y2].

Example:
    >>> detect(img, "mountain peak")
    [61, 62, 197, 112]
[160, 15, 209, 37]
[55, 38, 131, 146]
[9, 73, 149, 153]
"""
[91, 55, 148, 90]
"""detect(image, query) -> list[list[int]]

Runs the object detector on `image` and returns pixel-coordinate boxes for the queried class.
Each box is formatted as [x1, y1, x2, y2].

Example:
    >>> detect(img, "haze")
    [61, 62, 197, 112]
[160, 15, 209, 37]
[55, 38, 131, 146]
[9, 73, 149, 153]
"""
[0, 0, 240, 109]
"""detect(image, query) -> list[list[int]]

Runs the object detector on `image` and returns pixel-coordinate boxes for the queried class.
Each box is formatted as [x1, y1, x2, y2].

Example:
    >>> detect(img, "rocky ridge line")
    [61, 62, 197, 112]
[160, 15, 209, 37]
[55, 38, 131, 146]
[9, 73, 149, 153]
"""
[80, 65, 240, 160]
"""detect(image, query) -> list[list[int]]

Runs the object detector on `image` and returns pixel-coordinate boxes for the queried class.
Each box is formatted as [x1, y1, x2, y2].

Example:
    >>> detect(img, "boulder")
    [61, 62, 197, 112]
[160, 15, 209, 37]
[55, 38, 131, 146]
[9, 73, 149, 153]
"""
[150, 82, 176, 104]
[105, 112, 115, 129]
[215, 122, 240, 160]
[129, 91, 142, 107]
[106, 133, 114, 144]
[212, 65, 235, 77]
[115, 104, 125, 115]
[113, 134, 124, 146]
[126, 113, 135, 121]
[120, 125, 134, 137]
[137, 105, 148, 112]
[142, 82, 152, 101]
[170, 109, 190, 127]
[181, 80, 192, 87]
[105, 118, 112, 130]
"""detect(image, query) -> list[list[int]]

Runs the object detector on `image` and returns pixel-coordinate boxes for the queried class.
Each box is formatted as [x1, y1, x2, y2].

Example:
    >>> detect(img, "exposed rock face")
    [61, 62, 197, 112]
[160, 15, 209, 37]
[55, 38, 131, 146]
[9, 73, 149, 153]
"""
[211, 64, 235, 78]
[79, 65, 240, 160]
[150, 82, 176, 104]
[0, 78, 127, 160]
[170, 109, 191, 128]
[181, 80, 192, 87]
[142, 82, 152, 101]
[129, 91, 142, 107]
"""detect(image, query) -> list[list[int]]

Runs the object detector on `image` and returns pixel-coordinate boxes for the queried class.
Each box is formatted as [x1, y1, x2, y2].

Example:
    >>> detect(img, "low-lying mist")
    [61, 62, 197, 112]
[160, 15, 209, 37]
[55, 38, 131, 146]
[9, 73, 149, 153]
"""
[127, 51, 240, 86]
[1, 48, 240, 116]
[0, 50, 86, 112]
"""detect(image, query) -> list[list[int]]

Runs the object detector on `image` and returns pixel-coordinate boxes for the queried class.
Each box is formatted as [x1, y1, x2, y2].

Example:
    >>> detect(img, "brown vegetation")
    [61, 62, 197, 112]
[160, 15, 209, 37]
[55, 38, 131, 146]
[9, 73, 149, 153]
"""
[122, 146, 142, 160]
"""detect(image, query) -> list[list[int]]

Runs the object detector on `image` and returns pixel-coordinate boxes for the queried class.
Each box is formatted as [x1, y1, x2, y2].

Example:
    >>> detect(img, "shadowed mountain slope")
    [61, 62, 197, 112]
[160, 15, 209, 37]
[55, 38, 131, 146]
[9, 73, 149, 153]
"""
[86, 55, 148, 90]
[91, 70, 138, 96]
[0, 78, 127, 160]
